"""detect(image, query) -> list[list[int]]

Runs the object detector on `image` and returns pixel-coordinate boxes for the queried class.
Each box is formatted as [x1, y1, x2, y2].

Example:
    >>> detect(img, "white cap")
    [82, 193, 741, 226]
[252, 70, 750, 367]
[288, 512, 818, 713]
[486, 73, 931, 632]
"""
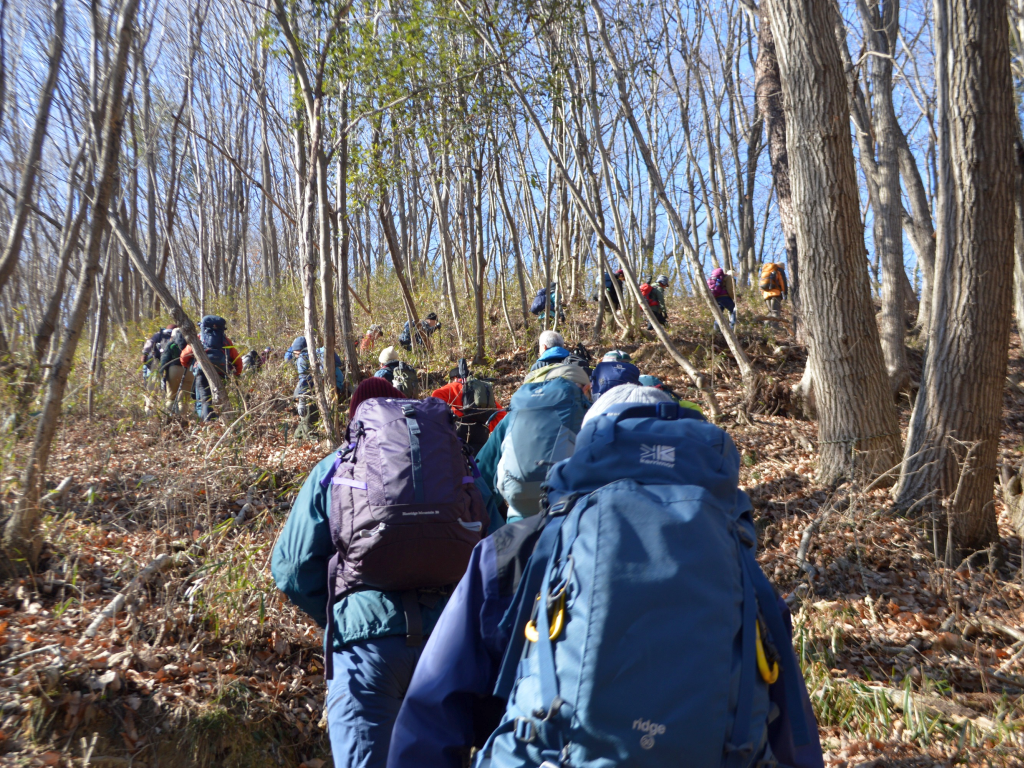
[379, 346, 399, 365]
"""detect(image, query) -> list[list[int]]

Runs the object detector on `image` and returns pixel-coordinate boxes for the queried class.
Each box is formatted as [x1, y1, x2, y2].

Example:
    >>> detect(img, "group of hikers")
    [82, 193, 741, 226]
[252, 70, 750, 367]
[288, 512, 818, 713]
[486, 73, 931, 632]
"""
[596, 262, 789, 332]
[271, 325, 823, 768]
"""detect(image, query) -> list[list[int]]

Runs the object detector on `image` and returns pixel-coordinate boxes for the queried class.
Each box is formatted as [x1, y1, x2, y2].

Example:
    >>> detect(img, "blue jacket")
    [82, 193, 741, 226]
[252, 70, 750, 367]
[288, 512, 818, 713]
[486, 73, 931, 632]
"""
[271, 452, 504, 652]
[387, 521, 823, 768]
[528, 345, 570, 372]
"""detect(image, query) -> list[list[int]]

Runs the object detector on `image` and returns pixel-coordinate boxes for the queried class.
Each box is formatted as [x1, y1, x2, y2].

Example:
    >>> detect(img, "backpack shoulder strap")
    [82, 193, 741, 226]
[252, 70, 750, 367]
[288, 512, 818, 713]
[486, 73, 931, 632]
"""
[493, 494, 579, 699]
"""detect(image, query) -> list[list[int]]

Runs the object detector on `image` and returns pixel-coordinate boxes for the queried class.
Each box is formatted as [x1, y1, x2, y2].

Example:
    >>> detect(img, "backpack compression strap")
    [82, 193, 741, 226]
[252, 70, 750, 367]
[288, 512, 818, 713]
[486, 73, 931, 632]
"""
[401, 405, 426, 503]
[590, 401, 706, 447]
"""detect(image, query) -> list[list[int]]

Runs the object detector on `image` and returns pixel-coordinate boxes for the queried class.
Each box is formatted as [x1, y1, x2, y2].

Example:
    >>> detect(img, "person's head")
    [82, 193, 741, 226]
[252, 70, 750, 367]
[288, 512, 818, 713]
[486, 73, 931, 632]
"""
[349, 377, 405, 417]
[615, 269, 624, 280]
[601, 350, 631, 363]
[538, 330, 565, 354]
[171, 328, 186, 348]
[379, 346, 400, 366]
[590, 360, 641, 400]
[711, 268, 724, 279]
[367, 324, 383, 338]
[449, 367, 462, 382]
[656, 274, 669, 288]
[582, 383, 675, 426]
[292, 336, 308, 352]
[425, 312, 439, 328]
[638, 374, 663, 389]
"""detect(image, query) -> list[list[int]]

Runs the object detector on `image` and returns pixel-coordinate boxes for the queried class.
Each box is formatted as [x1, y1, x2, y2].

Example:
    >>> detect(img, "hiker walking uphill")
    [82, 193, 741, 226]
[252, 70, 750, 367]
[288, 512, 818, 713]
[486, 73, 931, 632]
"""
[375, 346, 420, 398]
[286, 336, 348, 420]
[530, 330, 571, 371]
[387, 385, 824, 768]
[431, 359, 506, 456]
[640, 274, 670, 326]
[271, 377, 499, 768]
[760, 262, 788, 321]
[359, 324, 385, 353]
[603, 268, 625, 311]
[399, 312, 441, 351]
[178, 315, 242, 422]
[529, 283, 565, 322]
[590, 358, 641, 400]
[477, 360, 590, 523]
[158, 328, 193, 413]
[141, 325, 175, 380]
[708, 267, 737, 330]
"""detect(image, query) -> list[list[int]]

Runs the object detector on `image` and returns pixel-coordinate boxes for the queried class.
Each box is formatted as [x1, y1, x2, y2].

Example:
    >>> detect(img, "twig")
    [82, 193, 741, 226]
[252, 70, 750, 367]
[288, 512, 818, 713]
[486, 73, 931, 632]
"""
[41, 475, 73, 503]
[0, 643, 61, 666]
[81, 553, 189, 640]
[966, 617, 1024, 645]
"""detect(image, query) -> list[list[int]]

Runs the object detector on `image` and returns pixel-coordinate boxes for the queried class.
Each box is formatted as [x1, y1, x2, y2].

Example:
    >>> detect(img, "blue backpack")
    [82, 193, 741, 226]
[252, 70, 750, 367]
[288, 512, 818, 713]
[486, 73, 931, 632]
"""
[529, 288, 549, 315]
[199, 315, 228, 371]
[591, 360, 640, 398]
[477, 402, 813, 768]
[495, 378, 588, 521]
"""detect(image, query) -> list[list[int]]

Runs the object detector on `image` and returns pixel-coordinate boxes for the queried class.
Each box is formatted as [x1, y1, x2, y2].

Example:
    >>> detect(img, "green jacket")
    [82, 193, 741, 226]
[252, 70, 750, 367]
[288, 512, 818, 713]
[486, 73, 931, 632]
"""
[271, 451, 503, 651]
[648, 284, 665, 308]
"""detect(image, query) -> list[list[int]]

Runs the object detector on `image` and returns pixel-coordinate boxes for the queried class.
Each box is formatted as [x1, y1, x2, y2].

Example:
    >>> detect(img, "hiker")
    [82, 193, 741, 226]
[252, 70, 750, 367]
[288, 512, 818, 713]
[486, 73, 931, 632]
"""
[639, 274, 670, 326]
[387, 383, 824, 768]
[271, 377, 499, 768]
[529, 283, 565, 322]
[431, 360, 505, 456]
[529, 330, 571, 371]
[286, 336, 348, 419]
[178, 315, 242, 422]
[242, 349, 265, 373]
[158, 328, 193, 413]
[639, 374, 703, 414]
[760, 261, 788, 321]
[477, 360, 590, 523]
[375, 346, 420, 398]
[358, 324, 385, 353]
[708, 267, 737, 330]
[603, 268, 625, 311]
[590, 358, 641, 399]
[141, 325, 175, 379]
[399, 312, 441, 351]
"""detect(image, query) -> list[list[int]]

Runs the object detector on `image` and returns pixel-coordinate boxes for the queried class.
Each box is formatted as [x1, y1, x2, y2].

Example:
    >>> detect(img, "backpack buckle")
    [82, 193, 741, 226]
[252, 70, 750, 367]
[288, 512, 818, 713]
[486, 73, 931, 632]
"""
[514, 717, 536, 743]
[656, 401, 679, 420]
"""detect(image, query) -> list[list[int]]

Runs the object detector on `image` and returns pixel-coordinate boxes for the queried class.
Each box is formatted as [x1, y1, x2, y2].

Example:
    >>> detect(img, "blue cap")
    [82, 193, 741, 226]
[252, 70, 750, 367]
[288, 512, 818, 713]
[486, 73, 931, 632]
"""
[638, 375, 662, 388]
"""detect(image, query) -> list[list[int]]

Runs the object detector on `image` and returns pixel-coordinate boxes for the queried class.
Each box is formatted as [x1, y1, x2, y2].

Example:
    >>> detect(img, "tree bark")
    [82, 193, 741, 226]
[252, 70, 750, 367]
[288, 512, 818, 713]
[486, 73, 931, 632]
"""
[894, 0, 1015, 555]
[764, 0, 902, 485]
[2, 0, 139, 571]
[0, 0, 64, 297]
[754, 10, 801, 342]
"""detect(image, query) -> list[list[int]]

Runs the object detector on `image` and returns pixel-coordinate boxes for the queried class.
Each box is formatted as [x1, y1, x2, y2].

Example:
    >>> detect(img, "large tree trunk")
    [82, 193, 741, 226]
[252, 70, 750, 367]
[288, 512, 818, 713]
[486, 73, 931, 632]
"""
[2, 0, 139, 571]
[764, 0, 902, 485]
[754, 11, 801, 342]
[894, 0, 1015, 555]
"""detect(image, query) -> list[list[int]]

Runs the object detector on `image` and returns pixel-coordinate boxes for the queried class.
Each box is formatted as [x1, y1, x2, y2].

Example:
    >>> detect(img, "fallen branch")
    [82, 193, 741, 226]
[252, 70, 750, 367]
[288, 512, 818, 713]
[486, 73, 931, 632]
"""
[0, 642, 61, 666]
[41, 475, 73, 504]
[82, 552, 189, 640]
[865, 684, 996, 731]
[965, 618, 1024, 645]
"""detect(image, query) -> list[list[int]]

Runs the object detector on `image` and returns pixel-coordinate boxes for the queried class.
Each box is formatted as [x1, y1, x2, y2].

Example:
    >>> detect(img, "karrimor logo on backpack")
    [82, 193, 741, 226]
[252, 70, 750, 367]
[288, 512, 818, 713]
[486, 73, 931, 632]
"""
[632, 718, 667, 749]
[640, 444, 675, 468]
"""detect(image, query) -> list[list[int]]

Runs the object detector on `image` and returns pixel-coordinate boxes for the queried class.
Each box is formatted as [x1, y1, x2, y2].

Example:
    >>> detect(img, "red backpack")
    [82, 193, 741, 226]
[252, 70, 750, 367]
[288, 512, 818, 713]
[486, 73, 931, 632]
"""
[639, 283, 658, 307]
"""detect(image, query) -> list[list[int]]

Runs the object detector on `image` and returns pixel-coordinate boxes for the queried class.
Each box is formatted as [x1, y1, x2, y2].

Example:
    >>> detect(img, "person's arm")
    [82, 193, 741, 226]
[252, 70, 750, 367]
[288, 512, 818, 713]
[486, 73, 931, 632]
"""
[388, 538, 512, 768]
[179, 345, 194, 368]
[475, 415, 509, 498]
[270, 453, 338, 627]
[226, 338, 244, 375]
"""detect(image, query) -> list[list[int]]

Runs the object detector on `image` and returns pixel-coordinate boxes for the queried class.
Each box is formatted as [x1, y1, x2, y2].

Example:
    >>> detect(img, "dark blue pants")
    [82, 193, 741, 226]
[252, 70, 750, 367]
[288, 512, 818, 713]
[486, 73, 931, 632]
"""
[326, 636, 424, 768]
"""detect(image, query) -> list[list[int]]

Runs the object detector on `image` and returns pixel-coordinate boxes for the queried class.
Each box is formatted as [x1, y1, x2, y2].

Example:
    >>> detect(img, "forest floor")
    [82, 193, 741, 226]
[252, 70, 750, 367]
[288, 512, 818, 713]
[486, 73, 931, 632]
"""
[1, 292, 1024, 768]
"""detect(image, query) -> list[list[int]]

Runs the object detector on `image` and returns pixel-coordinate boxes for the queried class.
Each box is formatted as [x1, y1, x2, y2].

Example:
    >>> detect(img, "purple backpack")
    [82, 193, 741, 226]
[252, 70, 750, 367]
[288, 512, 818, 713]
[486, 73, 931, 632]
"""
[707, 268, 727, 298]
[325, 396, 488, 597]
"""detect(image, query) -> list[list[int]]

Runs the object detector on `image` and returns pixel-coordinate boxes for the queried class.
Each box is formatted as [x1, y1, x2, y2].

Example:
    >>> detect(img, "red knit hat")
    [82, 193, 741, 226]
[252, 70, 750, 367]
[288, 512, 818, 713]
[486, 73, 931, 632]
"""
[349, 377, 405, 417]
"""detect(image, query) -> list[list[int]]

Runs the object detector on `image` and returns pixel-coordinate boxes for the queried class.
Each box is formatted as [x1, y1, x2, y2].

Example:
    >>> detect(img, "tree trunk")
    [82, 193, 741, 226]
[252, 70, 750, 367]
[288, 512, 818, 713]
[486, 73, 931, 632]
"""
[764, 0, 902, 484]
[755, 10, 801, 342]
[2, 0, 139, 571]
[0, 0, 64, 297]
[894, 0, 1015, 556]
